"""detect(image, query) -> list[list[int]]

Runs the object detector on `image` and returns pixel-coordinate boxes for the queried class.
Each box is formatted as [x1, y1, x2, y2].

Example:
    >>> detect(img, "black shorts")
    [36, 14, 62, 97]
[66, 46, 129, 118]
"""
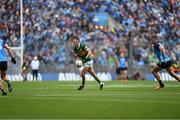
[157, 61, 172, 69]
[0, 61, 7, 71]
[116, 67, 127, 74]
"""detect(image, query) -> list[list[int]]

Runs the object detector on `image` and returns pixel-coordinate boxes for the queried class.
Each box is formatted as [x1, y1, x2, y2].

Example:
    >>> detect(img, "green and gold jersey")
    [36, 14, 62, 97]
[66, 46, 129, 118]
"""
[73, 43, 92, 63]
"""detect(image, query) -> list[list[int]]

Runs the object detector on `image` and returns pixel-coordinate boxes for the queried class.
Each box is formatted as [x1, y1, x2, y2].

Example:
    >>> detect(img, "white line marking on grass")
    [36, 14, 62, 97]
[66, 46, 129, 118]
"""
[16, 84, 180, 90]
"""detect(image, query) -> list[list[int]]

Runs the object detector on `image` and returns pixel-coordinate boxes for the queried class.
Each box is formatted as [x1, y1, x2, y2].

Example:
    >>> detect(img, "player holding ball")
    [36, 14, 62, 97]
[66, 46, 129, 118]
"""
[70, 36, 104, 90]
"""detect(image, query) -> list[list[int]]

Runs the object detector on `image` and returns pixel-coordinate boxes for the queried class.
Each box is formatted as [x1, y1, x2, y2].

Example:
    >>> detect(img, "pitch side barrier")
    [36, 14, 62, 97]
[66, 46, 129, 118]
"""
[7, 72, 180, 81]
[8, 72, 113, 81]
[145, 72, 180, 81]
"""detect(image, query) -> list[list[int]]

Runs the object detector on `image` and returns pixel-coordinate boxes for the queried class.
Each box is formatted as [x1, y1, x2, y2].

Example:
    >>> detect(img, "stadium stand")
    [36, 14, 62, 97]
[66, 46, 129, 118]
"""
[1, 0, 180, 75]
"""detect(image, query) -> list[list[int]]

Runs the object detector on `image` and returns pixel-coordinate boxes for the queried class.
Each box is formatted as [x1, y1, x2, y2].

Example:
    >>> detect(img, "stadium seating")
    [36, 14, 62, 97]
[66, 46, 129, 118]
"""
[1, 0, 180, 73]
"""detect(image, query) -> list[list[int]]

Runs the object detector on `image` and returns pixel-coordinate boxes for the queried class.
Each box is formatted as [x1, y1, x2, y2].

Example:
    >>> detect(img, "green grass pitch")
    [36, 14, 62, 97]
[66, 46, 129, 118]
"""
[0, 80, 180, 119]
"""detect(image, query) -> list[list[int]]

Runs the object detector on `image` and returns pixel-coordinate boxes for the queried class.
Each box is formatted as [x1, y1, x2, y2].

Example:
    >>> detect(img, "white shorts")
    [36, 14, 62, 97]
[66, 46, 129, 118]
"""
[78, 60, 93, 72]
[84, 60, 93, 67]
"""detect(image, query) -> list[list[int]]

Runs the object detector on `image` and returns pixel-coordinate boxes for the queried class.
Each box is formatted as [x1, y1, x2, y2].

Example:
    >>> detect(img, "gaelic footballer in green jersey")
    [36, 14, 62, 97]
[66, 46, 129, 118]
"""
[70, 36, 104, 90]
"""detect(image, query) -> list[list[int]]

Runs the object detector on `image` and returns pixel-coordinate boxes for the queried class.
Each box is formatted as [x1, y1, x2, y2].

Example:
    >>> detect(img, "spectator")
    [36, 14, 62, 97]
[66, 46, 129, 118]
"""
[2, 0, 179, 75]
[31, 56, 40, 81]
[115, 52, 128, 81]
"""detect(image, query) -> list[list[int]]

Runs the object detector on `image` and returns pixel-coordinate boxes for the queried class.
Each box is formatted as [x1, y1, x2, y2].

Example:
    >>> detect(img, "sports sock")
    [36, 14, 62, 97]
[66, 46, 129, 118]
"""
[1, 88, 6, 93]
[158, 80, 163, 85]
[4, 80, 11, 86]
[100, 82, 103, 84]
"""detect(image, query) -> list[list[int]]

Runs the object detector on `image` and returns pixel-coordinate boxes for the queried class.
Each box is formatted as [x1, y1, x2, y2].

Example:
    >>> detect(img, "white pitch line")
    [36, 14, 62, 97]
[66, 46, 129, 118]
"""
[16, 84, 180, 90]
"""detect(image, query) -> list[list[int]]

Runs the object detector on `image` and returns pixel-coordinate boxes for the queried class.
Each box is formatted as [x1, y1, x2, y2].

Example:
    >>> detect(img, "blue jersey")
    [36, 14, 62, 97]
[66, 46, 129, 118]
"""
[153, 42, 171, 63]
[118, 57, 127, 68]
[0, 39, 8, 62]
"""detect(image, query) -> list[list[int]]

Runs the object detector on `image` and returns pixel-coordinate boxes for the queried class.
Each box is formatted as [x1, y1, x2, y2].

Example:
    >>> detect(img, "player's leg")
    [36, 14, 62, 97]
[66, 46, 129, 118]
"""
[166, 67, 180, 82]
[1, 71, 13, 92]
[116, 68, 121, 80]
[88, 67, 101, 83]
[32, 70, 35, 81]
[0, 79, 7, 96]
[122, 69, 128, 82]
[152, 65, 164, 90]
[120, 69, 124, 81]
[87, 60, 104, 90]
[77, 67, 89, 90]
[0, 62, 13, 92]
[24, 70, 28, 81]
[88, 66, 104, 90]
[0, 64, 7, 95]
[22, 70, 27, 81]
[35, 70, 38, 81]
[21, 71, 25, 81]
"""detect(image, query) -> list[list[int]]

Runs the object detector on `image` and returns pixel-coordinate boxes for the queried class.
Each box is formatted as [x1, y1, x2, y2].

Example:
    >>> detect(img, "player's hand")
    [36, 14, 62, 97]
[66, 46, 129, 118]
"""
[11, 57, 16, 64]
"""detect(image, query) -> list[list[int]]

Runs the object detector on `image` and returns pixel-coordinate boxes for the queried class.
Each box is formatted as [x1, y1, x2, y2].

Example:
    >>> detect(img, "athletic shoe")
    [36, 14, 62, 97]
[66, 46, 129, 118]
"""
[100, 82, 104, 90]
[1, 92, 7, 96]
[77, 85, 84, 90]
[155, 83, 165, 90]
[8, 83, 13, 92]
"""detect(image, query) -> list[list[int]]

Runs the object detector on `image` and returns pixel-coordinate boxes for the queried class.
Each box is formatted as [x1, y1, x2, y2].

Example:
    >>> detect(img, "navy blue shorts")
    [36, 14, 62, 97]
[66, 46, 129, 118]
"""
[116, 67, 127, 74]
[0, 61, 7, 71]
[157, 61, 172, 69]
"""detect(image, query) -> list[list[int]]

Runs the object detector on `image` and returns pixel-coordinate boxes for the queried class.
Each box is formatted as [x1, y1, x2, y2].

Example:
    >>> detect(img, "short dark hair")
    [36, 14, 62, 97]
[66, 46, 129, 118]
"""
[70, 36, 79, 41]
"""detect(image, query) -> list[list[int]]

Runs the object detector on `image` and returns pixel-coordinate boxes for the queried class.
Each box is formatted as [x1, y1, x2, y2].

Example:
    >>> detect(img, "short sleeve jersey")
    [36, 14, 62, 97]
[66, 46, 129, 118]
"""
[153, 42, 171, 63]
[0, 39, 8, 62]
[73, 43, 92, 63]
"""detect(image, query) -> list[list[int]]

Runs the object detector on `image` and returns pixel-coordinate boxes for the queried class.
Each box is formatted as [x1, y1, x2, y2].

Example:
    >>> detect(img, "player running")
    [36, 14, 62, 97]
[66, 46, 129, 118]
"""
[151, 35, 180, 90]
[70, 36, 104, 90]
[0, 23, 16, 96]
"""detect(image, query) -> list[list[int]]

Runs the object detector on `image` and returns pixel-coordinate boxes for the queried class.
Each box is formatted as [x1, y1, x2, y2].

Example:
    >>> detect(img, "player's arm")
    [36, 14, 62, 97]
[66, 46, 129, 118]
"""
[4, 44, 16, 64]
[115, 58, 119, 69]
[72, 49, 80, 60]
[159, 44, 167, 63]
[4, 22, 9, 38]
[160, 47, 166, 54]
[126, 58, 128, 67]
[85, 48, 93, 59]
[80, 44, 93, 59]
[75, 54, 81, 61]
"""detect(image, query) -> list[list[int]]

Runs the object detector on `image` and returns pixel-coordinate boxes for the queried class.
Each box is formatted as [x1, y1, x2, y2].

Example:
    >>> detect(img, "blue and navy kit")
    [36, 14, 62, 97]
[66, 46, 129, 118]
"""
[118, 57, 127, 68]
[153, 42, 171, 63]
[153, 42, 171, 69]
[0, 38, 8, 62]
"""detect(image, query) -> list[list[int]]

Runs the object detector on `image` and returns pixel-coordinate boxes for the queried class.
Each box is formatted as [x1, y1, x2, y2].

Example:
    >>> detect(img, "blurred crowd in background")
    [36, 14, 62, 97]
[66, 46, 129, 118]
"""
[0, 0, 20, 46]
[0, 0, 180, 77]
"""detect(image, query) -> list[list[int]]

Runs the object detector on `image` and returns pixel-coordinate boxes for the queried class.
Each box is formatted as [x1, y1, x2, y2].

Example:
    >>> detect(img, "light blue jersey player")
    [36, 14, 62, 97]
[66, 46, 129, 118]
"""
[151, 35, 180, 90]
[0, 23, 16, 96]
[0, 39, 8, 62]
[115, 52, 128, 81]
[154, 42, 171, 65]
